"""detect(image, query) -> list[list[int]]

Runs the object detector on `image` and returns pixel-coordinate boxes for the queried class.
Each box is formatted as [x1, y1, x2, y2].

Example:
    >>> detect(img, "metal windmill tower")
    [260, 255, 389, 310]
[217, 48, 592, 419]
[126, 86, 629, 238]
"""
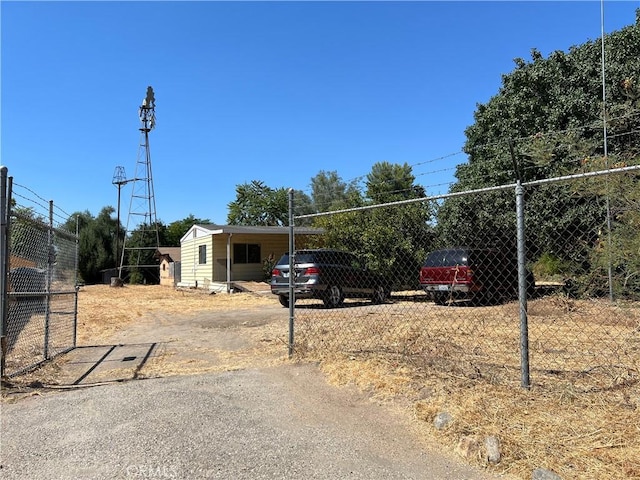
[118, 86, 160, 281]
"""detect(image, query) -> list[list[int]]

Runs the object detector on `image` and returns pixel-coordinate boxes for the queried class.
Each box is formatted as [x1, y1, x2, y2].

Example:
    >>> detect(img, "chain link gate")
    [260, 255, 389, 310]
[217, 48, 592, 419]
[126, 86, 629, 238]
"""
[286, 165, 640, 391]
[1, 167, 79, 378]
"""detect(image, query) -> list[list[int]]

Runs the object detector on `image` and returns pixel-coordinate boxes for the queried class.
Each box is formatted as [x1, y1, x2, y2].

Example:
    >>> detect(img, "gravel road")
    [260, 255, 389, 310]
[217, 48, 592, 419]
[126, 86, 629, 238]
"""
[1, 363, 515, 480]
[1, 298, 514, 480]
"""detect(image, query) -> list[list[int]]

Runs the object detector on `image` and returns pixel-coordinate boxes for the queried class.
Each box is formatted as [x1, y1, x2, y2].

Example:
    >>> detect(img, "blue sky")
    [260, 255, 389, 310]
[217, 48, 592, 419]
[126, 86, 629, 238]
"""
[2, 1, 639, 228]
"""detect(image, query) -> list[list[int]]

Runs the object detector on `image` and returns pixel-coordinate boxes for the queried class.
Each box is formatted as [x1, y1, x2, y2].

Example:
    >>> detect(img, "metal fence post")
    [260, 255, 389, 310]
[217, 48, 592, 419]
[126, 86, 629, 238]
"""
[288, 188, 295, 358]
[0, 166, 8, 377]
[516, 180, 531, 388]
[43, 200, 54, 360]
[73, 215, 79, 348]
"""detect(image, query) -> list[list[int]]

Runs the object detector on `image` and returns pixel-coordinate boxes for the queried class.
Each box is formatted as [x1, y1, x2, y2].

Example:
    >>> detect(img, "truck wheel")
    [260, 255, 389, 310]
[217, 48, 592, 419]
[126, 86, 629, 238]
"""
[433, 292, 449, 305]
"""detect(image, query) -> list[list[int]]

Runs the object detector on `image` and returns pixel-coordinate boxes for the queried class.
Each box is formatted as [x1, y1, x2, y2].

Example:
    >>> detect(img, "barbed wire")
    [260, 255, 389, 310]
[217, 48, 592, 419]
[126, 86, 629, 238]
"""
[8, 108, 640, 222]
[608, 128, 640, 140]
[300, 108, 640, 205]
[464, 109, 640, 156]
[304, 125, 639, 212]
[11, 182, 75, 227]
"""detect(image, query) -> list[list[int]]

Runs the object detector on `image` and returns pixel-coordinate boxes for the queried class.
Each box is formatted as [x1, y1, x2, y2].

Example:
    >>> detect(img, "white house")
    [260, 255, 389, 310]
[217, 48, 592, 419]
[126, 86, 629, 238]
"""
[178, 224, 322, 292]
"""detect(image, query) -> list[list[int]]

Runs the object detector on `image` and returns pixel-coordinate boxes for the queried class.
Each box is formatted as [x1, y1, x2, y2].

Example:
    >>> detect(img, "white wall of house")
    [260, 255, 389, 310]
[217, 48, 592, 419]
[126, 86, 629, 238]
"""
[179, 225, 320, 291]
[180, 226, 215, 288]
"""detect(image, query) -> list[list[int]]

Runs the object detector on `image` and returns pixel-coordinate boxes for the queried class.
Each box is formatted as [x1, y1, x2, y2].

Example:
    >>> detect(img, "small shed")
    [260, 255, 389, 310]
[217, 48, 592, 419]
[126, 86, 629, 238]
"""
[157, 247, 182, 287]
[179, 224, 322, 292]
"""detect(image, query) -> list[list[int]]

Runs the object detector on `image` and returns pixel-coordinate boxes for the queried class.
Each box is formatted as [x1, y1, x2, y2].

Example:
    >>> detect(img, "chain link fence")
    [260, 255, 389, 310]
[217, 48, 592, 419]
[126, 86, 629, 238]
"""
[1, 167, 79, 377]
[287, 166, 640, 391]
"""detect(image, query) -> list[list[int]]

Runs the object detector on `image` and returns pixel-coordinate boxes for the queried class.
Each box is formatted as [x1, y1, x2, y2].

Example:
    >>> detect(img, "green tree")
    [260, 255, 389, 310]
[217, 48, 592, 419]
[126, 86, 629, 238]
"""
[227, 181, 288, 226]
[365, 162, 426, 202]
[310, 170, 360, 212]
[314, 162, 434, 289]
[291, 190, 315, 226]
[63, 207, 120, 284]
[570, 155, 640, 298]
[227, 180, 313, 226]
[165, 214, 211, 246]
[437, 13, 640, 293]
[123, 220, 168, 284]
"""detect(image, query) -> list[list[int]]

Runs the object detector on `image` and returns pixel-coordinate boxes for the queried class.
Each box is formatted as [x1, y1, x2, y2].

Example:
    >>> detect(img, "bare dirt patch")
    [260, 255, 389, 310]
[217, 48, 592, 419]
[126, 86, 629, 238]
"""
[76, 284, 277, 343]
[294, 296, 640, 480]
[5, 285, 640, 479]
[5, 285, 288, 387]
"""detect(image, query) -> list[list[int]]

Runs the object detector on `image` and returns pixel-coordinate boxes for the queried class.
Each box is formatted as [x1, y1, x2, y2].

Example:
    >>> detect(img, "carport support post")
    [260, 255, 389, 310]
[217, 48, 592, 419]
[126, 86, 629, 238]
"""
[516, 180, 530, 388]
[288, 188, 295, 358]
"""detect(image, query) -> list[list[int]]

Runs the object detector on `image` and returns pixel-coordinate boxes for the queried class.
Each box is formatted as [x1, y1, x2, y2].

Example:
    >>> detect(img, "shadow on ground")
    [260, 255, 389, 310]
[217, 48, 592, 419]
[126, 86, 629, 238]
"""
[53, 343, 160, 385]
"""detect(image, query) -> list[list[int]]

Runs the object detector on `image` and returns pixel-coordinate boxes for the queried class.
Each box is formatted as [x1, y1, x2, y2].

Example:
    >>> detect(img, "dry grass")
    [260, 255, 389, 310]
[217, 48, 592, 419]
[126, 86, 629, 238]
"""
[72, 284, 288, 380]
[76, 284, 274, 344]
[296, 296, 640, 479]
[6, 285, 640, 479]
[3, 285, 281, 388]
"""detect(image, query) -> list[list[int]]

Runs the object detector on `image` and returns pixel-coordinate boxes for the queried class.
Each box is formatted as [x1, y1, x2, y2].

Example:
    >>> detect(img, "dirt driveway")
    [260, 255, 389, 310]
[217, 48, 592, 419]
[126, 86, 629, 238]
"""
[1, 288, 512, 480]
[53, 302, 288, 385]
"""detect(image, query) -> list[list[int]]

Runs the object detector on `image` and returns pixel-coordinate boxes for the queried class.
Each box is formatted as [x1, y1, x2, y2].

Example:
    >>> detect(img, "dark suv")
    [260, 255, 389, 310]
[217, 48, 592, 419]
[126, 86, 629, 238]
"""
[419, 247, 533, 305]
[270, 249, 391, 308]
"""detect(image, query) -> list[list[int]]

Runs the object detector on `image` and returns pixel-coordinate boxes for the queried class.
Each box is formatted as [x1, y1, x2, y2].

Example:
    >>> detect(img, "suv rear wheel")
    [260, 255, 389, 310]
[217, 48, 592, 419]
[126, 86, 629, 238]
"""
[278, 295, 290, 308]
[323, 285, 344, 308]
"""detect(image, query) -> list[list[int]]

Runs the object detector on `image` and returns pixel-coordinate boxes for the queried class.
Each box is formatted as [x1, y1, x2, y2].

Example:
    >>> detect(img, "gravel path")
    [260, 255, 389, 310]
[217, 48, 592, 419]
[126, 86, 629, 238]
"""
[1, 363, 513, 480]
[1, 302, 514, 480]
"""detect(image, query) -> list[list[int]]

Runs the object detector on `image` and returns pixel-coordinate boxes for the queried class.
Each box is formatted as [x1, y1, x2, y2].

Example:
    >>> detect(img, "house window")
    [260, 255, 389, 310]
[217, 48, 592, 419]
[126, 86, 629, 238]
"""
[198, 245, 207, 264]
[233, 243, 261, 264]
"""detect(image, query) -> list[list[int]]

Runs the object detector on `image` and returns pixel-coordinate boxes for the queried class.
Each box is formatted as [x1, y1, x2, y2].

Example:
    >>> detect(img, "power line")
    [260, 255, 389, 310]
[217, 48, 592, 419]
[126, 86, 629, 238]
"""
[295, 107, 640, 211]
[11, 182, 74, 225]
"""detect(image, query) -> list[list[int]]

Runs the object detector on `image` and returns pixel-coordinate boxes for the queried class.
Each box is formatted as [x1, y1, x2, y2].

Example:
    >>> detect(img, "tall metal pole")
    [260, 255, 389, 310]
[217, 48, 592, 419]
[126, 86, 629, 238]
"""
[44, 200, 54, 360]
[516, 181, 530, 389]
[600, 0, 614, 302]
[0, 166, 8, 377]
[510, 140, 530, 388]
[116, 183, 121, 266]
[288, 188, 295, 358]
[112, 166, 133, 280]
[73, 215, 79, 348]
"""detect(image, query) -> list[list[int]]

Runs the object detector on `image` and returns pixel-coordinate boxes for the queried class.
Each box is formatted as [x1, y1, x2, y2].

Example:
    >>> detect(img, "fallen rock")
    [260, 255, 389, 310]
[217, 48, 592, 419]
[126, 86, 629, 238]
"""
[433, 411, 453, 430]
[484, 435, 501, 464]
[532, 468, 563, 480]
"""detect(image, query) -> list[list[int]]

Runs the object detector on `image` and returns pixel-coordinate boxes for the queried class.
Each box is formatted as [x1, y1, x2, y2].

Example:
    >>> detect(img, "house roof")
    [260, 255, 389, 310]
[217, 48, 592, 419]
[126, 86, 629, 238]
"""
[180, 224, 323, 243]
[199, 224, 322, 235]
[156, 247, 181, 262]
